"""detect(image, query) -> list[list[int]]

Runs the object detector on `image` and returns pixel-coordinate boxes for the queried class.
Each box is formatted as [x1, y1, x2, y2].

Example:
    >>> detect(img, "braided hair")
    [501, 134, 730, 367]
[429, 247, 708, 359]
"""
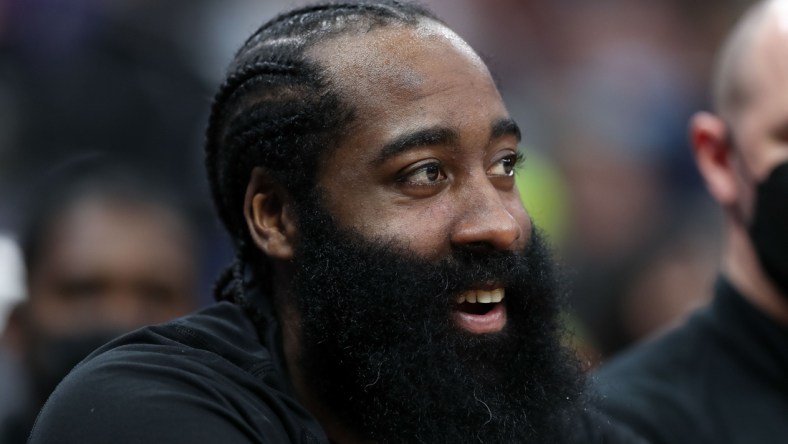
[205, 1, 439, 304]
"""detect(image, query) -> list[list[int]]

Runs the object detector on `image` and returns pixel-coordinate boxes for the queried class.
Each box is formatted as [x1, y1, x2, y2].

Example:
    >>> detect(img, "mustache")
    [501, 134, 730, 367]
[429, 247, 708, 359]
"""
[294, 223, 556, 329]
[436, 240, 542, 289]
[331, 226, 548, 289]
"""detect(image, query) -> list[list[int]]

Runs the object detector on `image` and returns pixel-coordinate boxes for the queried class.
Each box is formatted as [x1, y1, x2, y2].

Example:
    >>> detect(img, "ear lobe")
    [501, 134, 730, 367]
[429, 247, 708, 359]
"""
[244, 167, 297, 260]
[690, 111, 738, 206]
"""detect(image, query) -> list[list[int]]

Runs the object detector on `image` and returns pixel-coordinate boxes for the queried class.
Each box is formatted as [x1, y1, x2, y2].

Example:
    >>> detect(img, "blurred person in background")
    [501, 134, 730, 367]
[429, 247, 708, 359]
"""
[0, 158, 199, 443]
[0, 0, 229, 306]
[594, 1, 788, 442]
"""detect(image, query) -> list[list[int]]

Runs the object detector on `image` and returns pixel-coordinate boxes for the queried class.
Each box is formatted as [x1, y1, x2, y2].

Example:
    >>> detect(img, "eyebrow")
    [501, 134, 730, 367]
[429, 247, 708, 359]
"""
[491, 117, 522, 142]
[376, 118, 522, 164]
[377, 126, 460, 164]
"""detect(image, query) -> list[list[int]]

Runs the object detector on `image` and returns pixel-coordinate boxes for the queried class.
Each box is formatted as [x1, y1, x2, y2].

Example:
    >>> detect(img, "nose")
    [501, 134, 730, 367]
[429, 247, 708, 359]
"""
[450, 179, 524, 252]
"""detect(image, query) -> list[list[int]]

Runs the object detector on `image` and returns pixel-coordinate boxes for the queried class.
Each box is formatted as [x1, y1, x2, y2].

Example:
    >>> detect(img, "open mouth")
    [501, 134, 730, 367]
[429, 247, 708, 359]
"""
[452, 288, 507, 334]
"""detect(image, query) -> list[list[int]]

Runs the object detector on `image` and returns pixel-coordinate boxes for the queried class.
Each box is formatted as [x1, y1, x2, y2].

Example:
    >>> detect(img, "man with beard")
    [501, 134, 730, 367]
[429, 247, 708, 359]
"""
[594, 1, 788, 443]
[30, 2, 642, 443]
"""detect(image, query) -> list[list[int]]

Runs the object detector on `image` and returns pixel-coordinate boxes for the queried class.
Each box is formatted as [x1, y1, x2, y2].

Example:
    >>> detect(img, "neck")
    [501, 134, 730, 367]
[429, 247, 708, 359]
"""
[723, 220, 788, 325]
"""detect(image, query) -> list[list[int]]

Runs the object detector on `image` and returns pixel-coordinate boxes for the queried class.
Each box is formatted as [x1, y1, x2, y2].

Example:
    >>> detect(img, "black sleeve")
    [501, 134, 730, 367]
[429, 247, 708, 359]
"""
[565, 407, 651, 444]
[591, 369, 707, 444]
[28, 348, 293, 444]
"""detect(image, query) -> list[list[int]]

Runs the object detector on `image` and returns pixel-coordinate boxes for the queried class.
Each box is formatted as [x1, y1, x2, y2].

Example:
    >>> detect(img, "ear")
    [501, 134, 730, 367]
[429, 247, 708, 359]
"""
[244, 167, 298, 260]
[689, 111, 739, 207]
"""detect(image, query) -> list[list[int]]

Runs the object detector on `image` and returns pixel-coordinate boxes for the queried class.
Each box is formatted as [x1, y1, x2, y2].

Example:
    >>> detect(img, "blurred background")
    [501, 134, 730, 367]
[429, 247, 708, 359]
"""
[0, 0, 756, 438]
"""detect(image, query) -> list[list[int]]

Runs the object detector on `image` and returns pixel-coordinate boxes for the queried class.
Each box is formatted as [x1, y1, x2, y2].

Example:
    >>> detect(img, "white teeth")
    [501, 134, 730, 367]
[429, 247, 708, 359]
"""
[466, 291, 478, 303]
[456, 288, 505, 304]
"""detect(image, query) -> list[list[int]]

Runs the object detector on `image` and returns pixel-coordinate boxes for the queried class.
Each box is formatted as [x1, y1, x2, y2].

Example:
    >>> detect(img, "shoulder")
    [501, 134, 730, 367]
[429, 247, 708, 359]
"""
[566, 407, 650, 444]
[29, 303, 324, 444]
[591, 311, 718, 444]
[596, 315, 706, 386]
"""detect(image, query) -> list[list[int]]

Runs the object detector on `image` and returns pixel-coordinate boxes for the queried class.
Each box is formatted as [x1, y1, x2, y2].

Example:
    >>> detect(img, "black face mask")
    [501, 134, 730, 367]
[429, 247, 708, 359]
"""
[27, 329, 122, 406]
[749, 161, 788, 297]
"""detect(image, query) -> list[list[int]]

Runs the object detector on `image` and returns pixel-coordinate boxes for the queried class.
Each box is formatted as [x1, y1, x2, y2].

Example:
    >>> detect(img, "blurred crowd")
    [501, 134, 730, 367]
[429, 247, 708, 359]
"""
[0, 0, 756, 440]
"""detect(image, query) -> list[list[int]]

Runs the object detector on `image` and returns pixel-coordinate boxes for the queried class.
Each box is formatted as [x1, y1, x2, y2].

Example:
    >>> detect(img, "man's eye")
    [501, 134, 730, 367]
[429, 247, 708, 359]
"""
[401, 162, 447, 185]
[488, 154, 518, 177]
[58, 279, 104, 300]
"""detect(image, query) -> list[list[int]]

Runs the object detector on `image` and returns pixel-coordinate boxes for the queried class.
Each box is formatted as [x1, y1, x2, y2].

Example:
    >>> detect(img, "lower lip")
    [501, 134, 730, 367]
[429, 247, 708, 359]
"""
[452, 303, 507, 334]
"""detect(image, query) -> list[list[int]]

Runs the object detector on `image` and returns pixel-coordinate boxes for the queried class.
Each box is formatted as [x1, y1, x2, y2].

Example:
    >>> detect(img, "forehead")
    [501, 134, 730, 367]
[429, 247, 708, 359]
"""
[38, 199, 194, 275]
[307, 20, 501, 121]
[310, 20, 486, 78]
[742, 12, 788, 108]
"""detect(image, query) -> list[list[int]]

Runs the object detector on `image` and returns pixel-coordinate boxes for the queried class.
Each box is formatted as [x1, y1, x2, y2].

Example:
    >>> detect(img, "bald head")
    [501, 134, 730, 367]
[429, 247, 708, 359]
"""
[713, 0, 788, 122]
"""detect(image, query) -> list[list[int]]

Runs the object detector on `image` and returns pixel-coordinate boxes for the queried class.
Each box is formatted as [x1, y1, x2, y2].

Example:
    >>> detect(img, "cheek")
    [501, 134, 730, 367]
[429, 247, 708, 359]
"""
[329, 192, 456, 258]
[738, 118, 787, 179]
[28, 291, 83, 333]
[733, 165, 758, 222]
[365, 202, 456, 257]
[762, 143, 788, 175]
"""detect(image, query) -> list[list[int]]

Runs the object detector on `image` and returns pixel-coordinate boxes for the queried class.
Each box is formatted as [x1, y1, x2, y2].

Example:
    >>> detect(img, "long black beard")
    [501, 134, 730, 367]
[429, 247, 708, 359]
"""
[291, 196, 584, 443]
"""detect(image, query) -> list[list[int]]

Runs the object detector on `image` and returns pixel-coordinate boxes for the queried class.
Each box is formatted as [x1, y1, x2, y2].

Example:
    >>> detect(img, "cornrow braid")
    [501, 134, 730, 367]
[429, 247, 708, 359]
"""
[206, 1, 439, 303]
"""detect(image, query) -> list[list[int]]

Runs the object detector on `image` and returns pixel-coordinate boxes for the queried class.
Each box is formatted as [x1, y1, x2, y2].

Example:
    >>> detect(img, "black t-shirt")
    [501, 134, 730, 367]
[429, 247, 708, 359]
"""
[29, 302, 328, 444]
[593, 277, 788, 444]
[30, 300, 644, 443]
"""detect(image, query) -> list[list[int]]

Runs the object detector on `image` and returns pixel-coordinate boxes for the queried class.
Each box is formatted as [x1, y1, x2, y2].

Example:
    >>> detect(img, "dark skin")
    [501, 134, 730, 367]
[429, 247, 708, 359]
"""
[244, 20, 531, 443]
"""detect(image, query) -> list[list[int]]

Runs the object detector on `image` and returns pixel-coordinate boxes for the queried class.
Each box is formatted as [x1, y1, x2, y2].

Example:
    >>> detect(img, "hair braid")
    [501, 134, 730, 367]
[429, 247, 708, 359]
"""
[205, 61, 299, 238]
[239, 1, 416, 52]
[213, 236, 254, 304]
